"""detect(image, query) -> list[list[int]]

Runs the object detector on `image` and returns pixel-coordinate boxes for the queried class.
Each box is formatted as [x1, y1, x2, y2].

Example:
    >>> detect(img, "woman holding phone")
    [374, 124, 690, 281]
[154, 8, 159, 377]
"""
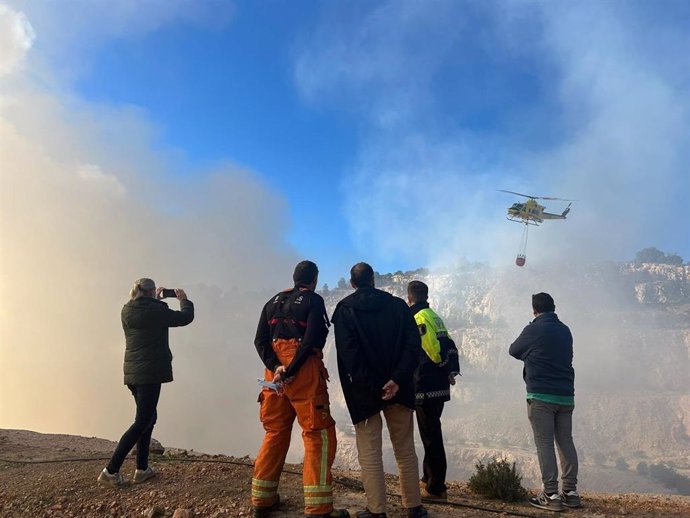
[98, 278, 194, 488]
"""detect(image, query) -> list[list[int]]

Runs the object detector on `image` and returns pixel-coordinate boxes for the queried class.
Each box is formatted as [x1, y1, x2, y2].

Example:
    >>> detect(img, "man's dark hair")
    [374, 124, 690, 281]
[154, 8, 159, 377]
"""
[407, 280, 429, 303]
[532, 292, 555, 314]
[293, 260, 319, 286]
[350, 262, 375, 288]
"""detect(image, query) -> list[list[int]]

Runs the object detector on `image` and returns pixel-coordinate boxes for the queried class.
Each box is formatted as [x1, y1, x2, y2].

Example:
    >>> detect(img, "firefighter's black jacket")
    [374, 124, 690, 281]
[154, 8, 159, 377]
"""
[254, 286, 329, 378]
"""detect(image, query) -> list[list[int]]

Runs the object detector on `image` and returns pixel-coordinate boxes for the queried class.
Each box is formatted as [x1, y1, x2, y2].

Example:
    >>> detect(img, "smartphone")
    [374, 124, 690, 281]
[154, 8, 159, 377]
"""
[161, 288, 176, 298]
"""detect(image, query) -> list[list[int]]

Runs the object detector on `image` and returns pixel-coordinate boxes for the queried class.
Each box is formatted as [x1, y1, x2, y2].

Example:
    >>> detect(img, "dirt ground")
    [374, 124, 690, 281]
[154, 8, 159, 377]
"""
[1, 429, 688, 518]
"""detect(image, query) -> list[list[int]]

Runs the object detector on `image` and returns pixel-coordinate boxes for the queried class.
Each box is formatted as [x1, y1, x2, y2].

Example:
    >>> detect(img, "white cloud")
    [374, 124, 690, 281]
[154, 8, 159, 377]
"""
[294, 0, 461, 128]
[2, 0, 234, 81]
[0, 4, 35, 76]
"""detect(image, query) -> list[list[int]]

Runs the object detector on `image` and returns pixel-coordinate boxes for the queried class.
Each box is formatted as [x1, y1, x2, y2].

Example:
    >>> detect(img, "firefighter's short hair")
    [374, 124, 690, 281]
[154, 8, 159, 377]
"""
[293, 260, 319, 286]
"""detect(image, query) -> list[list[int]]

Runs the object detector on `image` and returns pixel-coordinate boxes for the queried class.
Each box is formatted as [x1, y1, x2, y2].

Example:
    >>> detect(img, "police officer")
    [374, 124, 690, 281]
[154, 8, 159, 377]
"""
[407, 280, 460, 502]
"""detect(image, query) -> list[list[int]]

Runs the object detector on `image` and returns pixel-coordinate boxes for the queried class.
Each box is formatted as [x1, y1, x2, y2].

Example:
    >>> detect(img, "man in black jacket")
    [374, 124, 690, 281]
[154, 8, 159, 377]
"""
[332, 263, 427, 518]
[408, 281, 460, 502]
[509, 292, 580, 511]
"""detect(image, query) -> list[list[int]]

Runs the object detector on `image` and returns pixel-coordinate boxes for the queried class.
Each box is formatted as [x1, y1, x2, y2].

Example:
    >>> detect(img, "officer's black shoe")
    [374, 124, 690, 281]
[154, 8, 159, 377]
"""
[355, 510, 387, 518]
[406, 505, 428, 518]
[253, 495, 280, 518]
[306, 510, 350, 518]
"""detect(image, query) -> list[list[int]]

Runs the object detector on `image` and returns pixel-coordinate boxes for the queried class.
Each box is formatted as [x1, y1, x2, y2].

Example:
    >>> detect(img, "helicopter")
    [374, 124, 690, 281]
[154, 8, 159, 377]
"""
[498, 190, 573, 225]
[497, 190, 574, 267]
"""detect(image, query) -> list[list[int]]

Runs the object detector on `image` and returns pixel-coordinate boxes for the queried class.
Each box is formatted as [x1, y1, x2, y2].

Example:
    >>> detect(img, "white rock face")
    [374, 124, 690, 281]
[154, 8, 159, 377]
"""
[322, 262, 690, 493]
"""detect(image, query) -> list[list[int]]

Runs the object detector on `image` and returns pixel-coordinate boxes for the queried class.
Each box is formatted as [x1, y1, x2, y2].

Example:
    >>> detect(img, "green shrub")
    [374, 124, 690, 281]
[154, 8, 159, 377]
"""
[468, 457, 528, 502]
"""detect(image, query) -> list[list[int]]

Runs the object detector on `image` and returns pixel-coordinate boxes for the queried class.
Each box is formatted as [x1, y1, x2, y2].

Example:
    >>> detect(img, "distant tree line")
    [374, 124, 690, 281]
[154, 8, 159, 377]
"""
[374, 268, 429, 286]
[323, 268, 430, 293]
[634, 247, 684, 265]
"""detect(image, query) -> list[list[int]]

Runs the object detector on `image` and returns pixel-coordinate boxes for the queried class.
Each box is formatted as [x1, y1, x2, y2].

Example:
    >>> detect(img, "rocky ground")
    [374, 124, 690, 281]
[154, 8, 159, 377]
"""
[1, 429, 689, 518]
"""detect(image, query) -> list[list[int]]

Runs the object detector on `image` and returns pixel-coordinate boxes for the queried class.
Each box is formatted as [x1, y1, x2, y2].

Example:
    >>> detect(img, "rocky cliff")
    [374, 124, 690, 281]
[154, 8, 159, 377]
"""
[321, 262, 690, 494]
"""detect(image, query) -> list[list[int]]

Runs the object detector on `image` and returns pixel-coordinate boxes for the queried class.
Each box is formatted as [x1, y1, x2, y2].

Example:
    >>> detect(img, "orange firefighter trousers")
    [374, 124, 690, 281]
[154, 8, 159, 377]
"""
[252, 338, 337, 515]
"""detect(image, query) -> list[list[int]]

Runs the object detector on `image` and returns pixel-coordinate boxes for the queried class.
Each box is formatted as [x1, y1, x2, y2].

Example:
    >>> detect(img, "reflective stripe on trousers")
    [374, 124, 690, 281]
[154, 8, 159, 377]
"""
[252, 339, 337, 515]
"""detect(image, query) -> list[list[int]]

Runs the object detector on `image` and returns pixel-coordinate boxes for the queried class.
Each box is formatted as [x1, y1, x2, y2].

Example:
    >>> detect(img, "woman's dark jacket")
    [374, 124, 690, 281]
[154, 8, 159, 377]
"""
[332, 287, 421, 424]
[121, 296, 194, 385]
[508, 312, 574, 396]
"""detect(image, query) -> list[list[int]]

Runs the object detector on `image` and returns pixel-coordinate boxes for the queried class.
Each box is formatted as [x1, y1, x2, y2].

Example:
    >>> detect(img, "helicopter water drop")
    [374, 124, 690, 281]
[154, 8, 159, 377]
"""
[497, 190, 575, 267]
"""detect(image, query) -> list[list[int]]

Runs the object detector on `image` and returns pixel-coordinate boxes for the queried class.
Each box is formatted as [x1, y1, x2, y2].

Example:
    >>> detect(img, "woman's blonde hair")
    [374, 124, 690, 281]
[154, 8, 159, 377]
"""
[130, 278, 156, 300]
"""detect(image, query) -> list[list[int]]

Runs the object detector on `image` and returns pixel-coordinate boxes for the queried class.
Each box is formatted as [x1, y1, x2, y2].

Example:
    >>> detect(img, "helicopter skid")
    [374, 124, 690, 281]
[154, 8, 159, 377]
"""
[506, 216, 541, 226]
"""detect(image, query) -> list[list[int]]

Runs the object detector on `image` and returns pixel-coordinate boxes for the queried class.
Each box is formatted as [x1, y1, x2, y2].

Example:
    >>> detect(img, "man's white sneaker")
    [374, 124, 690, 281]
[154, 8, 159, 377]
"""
[133, 466, 156, 484]
[97, 468, 128, 488]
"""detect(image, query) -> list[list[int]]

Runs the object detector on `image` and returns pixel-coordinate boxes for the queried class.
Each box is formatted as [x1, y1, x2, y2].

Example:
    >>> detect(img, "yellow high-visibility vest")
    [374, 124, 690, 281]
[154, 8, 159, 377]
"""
[414, 307, 448, 364]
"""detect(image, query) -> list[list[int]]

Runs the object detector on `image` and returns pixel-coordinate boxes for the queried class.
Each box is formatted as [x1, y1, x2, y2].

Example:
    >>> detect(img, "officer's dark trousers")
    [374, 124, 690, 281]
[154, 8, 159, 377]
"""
[415, 398, 447, 495]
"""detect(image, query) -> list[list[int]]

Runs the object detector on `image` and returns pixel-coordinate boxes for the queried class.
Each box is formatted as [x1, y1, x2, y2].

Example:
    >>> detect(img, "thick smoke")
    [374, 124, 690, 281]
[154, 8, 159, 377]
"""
[0, 3, 296, 456]
[294, 0, 690, 268]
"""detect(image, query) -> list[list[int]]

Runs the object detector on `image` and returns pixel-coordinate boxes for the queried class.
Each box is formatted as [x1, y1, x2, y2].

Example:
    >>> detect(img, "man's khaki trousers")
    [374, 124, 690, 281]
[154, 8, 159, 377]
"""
[354, 403, 421, 513]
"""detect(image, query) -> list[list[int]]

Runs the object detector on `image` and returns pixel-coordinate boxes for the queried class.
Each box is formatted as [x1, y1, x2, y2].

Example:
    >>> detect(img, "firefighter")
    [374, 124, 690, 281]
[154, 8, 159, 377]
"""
[251, 260, 349, 518]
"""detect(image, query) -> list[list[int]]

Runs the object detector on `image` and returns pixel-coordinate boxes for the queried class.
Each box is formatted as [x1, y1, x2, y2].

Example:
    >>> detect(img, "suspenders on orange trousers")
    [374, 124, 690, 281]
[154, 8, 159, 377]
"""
[252, 338, 337, 515]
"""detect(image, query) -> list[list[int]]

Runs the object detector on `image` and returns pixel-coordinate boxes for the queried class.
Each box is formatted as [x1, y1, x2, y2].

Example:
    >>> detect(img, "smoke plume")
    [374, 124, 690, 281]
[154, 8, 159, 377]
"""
[0, 2, 296, 456]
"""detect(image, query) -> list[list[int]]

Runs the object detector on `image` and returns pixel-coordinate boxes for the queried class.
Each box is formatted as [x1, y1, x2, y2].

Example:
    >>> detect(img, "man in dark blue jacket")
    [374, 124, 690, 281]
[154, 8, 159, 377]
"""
[509, 293, 580, 512]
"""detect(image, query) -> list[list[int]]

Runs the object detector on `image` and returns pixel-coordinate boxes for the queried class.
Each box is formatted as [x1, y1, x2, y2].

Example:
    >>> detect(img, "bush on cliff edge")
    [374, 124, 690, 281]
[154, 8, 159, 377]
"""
[468, 457, 528, 502]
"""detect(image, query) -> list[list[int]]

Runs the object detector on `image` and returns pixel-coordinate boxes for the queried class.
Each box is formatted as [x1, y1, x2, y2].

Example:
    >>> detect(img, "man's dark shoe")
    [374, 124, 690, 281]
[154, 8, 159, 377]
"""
[355, 510, 386, 518]
[420, 487, 447, 502]
[306, 510, 350, 518]
[560, 490, 581, 508]
[406, 505, 428, 518]
[252, 495, 280, 518]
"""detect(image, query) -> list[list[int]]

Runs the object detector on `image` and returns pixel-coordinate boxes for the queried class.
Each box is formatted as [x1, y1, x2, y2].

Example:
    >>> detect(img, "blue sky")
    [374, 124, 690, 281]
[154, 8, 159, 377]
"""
[3, 0, 689, 286]
[72, 3, 360, 279]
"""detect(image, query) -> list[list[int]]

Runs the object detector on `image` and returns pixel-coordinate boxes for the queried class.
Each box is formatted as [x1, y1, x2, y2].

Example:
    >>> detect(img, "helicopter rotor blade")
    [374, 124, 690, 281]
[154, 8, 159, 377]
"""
[539, 196, 577, 201]
[497, 190, 576, 202]
[496, 189, 537, 199]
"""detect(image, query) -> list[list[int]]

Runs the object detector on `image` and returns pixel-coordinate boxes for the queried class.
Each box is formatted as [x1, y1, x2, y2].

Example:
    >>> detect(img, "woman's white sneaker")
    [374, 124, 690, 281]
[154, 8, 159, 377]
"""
[97, 468, 128, 488]
[133, 466, 156, 484]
